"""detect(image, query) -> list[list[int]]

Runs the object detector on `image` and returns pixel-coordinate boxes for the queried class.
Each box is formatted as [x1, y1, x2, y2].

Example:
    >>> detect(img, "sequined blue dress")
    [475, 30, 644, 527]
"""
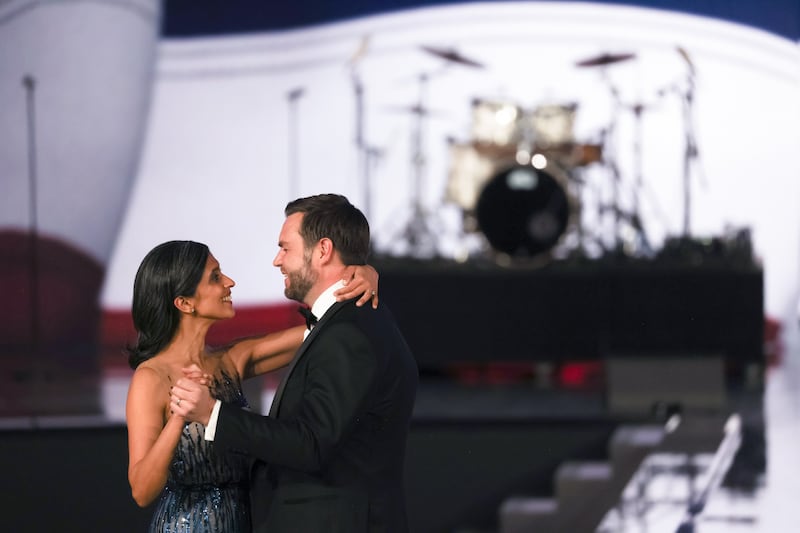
[149, 371, 251, 533]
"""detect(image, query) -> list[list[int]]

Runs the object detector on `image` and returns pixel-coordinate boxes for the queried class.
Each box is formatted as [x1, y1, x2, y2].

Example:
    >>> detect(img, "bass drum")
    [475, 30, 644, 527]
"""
[476, 165, 574, 257]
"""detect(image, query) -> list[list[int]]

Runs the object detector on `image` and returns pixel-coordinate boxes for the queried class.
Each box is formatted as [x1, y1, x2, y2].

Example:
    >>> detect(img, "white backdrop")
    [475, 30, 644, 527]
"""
[0, 0, 160, 264]
[101, 2, 800, 323]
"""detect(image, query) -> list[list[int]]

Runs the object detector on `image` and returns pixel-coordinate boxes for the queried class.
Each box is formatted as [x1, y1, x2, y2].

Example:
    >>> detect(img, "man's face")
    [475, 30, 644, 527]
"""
[273, 212, 317, 304]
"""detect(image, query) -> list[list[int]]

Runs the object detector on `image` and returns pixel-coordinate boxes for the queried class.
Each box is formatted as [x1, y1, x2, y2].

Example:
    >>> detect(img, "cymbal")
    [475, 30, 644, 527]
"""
[421, 45, 484, 68]
[575, 52, 636, 68]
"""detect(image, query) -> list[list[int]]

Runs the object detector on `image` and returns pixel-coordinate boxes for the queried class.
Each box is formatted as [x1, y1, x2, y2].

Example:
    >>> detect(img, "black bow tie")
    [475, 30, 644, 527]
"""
[298, 306, 317, 330]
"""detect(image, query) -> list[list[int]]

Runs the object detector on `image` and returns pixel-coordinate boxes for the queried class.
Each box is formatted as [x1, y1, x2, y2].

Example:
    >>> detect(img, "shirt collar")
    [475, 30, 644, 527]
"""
[310, 279, 346, 323]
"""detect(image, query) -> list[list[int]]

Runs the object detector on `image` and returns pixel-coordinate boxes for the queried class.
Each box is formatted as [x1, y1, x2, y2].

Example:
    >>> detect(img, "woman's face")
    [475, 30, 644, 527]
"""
[189, 254, 236, 320]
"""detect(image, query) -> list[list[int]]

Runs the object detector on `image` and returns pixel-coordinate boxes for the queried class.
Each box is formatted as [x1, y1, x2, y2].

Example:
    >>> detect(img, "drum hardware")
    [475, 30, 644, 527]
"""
[445, 138, 581, 261]
[675, 45, 702, 237]
[597, 202, 651, 255]
[385, 104, 446, 117]
[421, 45, 485, 69]
[572, 143, 603, 166]
[596, 61, 626, 253]
[388, 46, 484, 258]
[616, 46, 702, 243]
[446, 96, 598, 211]
[571, 50, 647, 255]
[625, 97, 666, 257]
[575, 52, 636, 68]
[589, 97, 663, 258]
[389, 72, 439, 257]
[348, 35, 383, 222]
[608, 90, 677, 256]
[438, 52, 635, 262]
[445, 91, 606, 261]
[574, 51, 656, 256]
[523, 101, 607, 175]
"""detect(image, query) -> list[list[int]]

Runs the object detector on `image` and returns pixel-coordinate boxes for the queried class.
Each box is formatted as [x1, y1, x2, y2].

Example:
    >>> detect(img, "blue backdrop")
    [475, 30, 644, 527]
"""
[163, 0, 800, 41]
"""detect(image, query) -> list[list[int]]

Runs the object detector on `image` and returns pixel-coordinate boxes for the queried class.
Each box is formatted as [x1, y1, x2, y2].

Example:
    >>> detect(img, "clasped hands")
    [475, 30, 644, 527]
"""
[169, 274, 376, 426]
[170, 365, 216, 426]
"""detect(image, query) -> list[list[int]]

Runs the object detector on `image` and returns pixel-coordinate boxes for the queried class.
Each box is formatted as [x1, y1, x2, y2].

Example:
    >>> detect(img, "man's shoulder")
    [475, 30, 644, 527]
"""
[328, 299, 395, 323]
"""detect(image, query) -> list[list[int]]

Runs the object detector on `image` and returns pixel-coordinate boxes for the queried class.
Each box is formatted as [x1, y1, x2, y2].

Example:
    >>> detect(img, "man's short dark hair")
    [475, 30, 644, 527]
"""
[285, 194, 370, 265]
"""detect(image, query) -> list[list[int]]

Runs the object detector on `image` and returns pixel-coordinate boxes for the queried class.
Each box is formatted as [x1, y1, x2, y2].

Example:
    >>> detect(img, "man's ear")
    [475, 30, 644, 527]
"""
[317, 237, 335, 263]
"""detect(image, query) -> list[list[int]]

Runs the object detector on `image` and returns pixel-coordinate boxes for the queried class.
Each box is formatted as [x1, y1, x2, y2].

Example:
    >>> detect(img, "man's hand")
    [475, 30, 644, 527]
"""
[170, 373, 215, 425]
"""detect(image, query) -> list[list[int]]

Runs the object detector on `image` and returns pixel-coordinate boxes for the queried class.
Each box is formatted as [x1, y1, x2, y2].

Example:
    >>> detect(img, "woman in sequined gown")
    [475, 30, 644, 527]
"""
[125, 241, 378, 532]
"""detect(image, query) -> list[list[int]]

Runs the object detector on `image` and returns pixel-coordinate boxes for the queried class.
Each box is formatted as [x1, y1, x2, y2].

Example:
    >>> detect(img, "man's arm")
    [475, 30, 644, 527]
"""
[216, 321, 377, 472]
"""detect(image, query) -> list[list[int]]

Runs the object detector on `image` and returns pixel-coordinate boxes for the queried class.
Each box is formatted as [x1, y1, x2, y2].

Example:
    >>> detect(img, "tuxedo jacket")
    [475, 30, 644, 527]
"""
[215, 299, 419, 533]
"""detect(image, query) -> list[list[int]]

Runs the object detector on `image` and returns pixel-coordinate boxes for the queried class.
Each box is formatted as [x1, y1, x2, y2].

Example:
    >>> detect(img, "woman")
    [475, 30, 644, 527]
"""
[125, 240, 379, 532]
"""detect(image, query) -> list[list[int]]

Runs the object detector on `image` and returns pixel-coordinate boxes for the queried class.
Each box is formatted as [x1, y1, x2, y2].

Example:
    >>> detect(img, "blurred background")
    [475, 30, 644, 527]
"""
[1, 1, 798, 531]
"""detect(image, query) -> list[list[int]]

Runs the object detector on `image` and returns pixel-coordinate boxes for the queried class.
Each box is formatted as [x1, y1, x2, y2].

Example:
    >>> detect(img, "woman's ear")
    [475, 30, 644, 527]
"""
[174, 296, 195, 315]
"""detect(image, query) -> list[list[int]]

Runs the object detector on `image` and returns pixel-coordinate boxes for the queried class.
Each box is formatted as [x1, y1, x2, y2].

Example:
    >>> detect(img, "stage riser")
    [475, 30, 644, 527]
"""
[377, 262, 763, 367]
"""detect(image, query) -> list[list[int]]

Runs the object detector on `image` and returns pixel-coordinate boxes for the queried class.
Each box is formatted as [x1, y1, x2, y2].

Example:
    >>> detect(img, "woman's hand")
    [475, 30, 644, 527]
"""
[171, 374, 215, 426]
[336, 264, 379, 308]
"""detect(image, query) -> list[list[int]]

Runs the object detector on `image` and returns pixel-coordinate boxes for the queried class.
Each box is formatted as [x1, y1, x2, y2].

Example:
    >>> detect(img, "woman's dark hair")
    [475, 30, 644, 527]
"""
[126, 240, 209, 369]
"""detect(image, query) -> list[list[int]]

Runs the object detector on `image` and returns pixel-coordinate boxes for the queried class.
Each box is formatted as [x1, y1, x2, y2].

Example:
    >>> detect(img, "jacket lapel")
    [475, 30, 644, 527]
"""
[268, 300, 349, 417]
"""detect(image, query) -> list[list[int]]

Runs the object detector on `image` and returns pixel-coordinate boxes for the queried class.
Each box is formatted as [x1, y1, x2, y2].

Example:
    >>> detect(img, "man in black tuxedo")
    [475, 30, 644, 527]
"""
[173, 194, 418, 533]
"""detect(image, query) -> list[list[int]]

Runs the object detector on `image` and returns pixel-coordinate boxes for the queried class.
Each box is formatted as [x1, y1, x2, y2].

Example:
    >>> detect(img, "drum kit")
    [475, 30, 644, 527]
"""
[445, 94, 604, 259]
[383, 45, 696, 263]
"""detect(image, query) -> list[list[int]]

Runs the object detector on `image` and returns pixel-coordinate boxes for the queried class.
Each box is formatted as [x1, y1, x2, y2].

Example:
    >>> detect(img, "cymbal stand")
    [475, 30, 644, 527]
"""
[598, 68, 626, 252]
[628, 101, 652, 254]
[390, 71, 443, 258]
[350, 69, 382, 222]
[567, 163, 606, 258]
[598, 68, 656, 256]
[678, 54, 700, 237]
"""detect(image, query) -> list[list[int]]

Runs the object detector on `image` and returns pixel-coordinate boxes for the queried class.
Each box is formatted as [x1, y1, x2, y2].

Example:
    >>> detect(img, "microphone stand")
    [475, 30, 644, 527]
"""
[23, 75, 40, 357]
[286, 87, 305, 201]
[22, 74, 45, 415]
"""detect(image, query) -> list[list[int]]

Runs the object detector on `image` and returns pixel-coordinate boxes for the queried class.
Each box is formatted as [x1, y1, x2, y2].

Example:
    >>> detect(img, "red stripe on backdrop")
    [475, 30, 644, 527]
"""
[99, 303, 305, 370]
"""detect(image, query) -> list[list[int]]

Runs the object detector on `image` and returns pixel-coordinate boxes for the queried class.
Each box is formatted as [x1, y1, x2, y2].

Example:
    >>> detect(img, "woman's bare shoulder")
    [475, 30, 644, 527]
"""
[131, 359, 172, 389]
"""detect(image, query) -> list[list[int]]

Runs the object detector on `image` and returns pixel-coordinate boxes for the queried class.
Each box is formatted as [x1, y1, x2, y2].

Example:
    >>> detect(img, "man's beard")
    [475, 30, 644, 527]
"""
[284, 253, 316, 303]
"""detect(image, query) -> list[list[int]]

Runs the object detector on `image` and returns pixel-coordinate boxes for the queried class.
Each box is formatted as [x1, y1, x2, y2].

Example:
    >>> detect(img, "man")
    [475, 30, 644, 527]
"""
[172, 194, 419, 532]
